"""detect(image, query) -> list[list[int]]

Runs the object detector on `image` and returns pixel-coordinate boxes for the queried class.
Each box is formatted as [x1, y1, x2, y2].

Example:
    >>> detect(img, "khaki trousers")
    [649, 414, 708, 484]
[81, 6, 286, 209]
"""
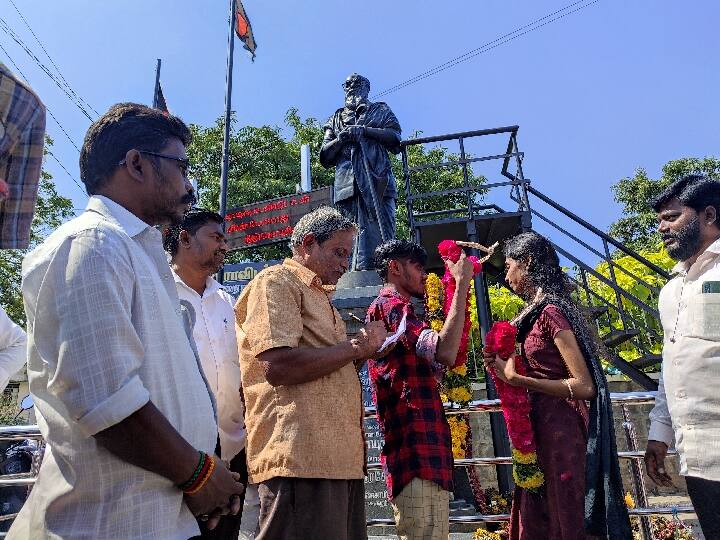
[391, 478, 450, 540]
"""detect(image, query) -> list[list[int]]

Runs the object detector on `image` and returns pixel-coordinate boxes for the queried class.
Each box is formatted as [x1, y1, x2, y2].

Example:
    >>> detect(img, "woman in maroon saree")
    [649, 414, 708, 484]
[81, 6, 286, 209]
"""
[485, 232, 632, 540]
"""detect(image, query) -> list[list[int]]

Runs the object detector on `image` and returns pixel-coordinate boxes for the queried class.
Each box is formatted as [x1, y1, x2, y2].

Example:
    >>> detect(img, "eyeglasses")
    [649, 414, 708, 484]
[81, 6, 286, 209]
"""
[119, 150, 190, 178]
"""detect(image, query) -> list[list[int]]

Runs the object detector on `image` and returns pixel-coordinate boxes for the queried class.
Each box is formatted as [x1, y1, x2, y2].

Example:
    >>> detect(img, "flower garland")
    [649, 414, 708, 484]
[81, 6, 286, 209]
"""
[425, 241, 488, 512]
[485, 321, 545, 491]
[438, 240, 483, 368]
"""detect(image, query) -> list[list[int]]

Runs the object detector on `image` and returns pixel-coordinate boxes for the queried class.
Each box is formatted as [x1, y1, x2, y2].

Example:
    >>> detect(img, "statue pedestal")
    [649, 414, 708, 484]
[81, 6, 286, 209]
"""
[333, 270, 383, 333]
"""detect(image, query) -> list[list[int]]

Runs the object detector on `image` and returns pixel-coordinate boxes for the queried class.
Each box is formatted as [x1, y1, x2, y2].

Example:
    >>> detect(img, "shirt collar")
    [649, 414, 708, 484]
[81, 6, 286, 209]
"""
[171, 269, 223, 298]
[671, 236, 720, 275]
[282, 258, 323, 289]
[379, 286, 411, 303]
[86, 195, 151, 238]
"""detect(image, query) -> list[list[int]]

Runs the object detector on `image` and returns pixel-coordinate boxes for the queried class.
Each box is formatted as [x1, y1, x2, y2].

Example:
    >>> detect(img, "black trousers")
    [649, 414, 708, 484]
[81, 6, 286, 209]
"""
[192, 447, 248, 540]
[686, 475, 720, 539]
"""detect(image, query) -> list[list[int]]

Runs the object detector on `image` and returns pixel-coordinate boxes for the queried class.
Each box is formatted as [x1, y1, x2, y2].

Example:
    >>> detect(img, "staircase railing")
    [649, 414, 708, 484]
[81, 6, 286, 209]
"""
[504, 180, 670, 389]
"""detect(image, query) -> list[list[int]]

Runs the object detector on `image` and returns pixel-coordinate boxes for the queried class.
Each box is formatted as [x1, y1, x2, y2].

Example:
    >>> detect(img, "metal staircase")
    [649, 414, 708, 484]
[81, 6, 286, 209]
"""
[400, 125, 669, 392]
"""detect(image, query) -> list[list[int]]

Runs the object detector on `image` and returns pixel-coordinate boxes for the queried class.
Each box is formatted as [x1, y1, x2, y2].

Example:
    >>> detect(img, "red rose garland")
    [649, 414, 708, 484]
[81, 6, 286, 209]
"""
[485, 321, 545, 491]
[438, 240, 483, 368]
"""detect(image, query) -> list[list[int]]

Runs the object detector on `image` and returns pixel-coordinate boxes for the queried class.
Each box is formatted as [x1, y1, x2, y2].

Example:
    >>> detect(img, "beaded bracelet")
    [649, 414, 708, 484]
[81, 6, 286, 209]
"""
[563, 378, 575, 400]
[185, 456, 216, 496]
[178, 451, 207, 493]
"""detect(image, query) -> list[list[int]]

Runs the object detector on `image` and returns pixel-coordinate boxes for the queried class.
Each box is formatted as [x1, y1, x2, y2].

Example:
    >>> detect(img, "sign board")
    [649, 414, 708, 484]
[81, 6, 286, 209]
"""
[224, 186, 333, 251]
[221, 260, 281, 299]
[360, 365, 393, 521]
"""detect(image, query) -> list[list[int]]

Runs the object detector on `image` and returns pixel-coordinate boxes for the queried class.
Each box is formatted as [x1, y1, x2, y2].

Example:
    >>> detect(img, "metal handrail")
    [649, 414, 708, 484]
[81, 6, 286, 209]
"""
[366, 450, 677, 470]
[525, 184, 671, 280]
[364, 391, 657, 417]
[400, 126, 519, 147]
[367, 506, 695, 527]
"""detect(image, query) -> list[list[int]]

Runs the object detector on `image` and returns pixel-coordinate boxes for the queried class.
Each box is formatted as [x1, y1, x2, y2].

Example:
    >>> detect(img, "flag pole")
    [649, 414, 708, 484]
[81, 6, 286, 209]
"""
[218, 0, 237, 284]
[152, 59, 161, 108]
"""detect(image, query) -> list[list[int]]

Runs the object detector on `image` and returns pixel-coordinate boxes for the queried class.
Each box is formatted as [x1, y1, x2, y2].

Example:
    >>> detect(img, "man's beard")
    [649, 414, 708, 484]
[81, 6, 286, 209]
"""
[155, 169, 196, 226]
[665, 214, 702, 261]
[201, 251, 225, 273]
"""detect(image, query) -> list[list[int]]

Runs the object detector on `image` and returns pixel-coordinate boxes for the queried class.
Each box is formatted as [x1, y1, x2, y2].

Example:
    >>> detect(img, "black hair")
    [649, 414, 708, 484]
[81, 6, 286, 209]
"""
[651, 173, 720, 220]
[504, 231, 604, 357]
[79, 102, 192, 195]
[163, 208, 223, 257]
[374, 240, 428, 281]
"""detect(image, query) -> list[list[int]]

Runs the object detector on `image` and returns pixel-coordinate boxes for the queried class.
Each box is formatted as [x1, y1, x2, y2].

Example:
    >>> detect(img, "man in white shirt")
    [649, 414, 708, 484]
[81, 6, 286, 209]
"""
[10, 103, 244, 539]
[645, 174, 720, 539]
[165, 208, 248, 538]
[0, 305, 26, 393]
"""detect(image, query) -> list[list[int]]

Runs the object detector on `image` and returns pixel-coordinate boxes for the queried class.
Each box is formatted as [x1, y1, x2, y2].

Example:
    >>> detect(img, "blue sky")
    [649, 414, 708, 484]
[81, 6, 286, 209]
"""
[2, 0, 719, 235]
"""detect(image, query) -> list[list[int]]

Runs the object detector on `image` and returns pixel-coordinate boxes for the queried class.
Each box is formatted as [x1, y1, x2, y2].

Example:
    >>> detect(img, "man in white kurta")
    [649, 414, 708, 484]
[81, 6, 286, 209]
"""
[645, 174, 720, 539]
[10, 103, 243, 539]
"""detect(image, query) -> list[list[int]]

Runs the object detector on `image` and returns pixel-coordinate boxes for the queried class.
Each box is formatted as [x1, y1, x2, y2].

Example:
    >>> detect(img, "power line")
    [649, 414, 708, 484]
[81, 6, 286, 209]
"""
[0, 43, 82, 153]
[7, 0, 100, 117]
[0, 43, 86, 196]
[0, 15, 95, 121]
[45, 148, 86, 196]
[373, 0, 600, 99]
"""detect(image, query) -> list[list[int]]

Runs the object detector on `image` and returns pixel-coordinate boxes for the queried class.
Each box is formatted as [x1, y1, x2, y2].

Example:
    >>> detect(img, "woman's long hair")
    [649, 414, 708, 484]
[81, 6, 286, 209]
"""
[504, 231, 604, 358]
[503, 231, 633, 539]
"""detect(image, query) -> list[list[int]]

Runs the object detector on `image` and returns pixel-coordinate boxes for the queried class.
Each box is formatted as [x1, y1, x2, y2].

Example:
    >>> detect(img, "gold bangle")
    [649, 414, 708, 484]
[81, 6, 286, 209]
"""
[563, 379, 574, 400]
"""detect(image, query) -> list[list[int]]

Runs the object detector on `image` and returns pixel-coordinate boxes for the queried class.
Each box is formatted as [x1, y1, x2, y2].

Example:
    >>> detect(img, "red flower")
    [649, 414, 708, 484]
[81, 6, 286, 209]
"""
[438, 239, 462, 262]
[485, 321, 517, 359]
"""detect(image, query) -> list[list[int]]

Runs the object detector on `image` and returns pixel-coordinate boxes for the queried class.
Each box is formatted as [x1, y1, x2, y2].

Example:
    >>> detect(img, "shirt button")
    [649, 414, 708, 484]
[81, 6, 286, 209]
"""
[675, 390, 686, 399]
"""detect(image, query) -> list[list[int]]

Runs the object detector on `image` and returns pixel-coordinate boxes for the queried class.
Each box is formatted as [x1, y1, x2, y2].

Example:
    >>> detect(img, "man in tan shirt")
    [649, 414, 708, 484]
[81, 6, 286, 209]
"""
[235, 206, 389, 540]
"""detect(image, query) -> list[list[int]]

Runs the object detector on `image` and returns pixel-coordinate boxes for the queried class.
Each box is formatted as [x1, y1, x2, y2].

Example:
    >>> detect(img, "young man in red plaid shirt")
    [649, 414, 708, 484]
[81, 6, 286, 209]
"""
[366, 240, 473, 539]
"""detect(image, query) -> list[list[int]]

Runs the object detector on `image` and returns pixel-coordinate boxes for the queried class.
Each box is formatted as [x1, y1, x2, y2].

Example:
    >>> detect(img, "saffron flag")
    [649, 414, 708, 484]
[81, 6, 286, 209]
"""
[235, 0, 257, 61]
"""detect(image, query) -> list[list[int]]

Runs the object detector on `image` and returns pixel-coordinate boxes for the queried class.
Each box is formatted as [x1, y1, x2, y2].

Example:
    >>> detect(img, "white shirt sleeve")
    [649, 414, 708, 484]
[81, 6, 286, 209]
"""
[0, 305, 27, 393]
[648, 368, 675, 447]
[31, 230, 150, 437]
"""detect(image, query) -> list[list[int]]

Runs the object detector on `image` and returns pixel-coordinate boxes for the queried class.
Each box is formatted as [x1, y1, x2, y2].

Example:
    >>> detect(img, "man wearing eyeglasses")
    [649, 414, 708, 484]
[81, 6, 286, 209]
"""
[11, 103, 244, 539]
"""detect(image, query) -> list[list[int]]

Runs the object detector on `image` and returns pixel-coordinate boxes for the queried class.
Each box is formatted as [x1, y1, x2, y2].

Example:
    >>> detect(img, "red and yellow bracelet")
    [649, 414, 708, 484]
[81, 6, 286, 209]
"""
[178, 451, 215, 495]
[184, 455, 215, 495]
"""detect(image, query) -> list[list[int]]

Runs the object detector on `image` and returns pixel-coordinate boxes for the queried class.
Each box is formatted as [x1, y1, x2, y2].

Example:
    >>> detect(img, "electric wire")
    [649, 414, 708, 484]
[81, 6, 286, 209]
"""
[7, 0, 100, 117]
[0, 43, 86, 196]
[373, 0, 600, 99]
[0, 15, 95, 121]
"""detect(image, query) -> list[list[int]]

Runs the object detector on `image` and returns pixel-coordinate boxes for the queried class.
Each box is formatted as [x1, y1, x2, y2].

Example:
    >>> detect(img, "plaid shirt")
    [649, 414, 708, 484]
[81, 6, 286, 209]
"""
[366, 287, 453, 499]
[0, 62, 46, 249]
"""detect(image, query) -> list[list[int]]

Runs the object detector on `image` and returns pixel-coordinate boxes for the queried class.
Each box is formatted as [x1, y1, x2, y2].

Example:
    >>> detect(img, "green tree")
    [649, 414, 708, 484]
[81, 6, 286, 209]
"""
[609, 157, 720, 251]
[186, 110, 334, 262]
[0, 137, 75, 325]
[187, 112, 483, 260]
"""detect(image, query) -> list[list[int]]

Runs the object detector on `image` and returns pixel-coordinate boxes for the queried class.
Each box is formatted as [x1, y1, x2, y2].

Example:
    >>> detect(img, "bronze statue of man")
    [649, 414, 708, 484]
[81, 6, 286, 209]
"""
[320, 73, 402, 270]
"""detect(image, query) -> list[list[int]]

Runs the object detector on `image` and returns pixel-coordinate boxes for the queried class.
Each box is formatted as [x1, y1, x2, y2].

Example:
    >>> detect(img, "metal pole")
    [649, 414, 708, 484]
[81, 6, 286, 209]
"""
[622, 404, 653, 540]
[152, 59, 161, 108]
[466, 220, 513, 494]
[218, 0, 237, 284]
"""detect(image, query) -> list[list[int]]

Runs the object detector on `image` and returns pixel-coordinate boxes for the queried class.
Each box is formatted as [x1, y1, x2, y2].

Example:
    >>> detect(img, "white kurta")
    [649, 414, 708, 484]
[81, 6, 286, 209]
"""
[649, 238, 720, 481]
[174, 272, 246, 461]
[10, 196, 217, 540]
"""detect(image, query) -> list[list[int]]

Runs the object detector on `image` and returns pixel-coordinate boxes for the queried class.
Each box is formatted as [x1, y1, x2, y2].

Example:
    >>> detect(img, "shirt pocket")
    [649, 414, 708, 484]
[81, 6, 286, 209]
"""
[686, 293, 720, 340]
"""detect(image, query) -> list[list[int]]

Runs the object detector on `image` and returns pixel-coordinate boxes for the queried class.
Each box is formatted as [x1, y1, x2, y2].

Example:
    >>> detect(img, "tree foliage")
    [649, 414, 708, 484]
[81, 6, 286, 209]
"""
[0, 137, 75, 325]
[187, 111, 483, 260]
[609, 157, 720, 251]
